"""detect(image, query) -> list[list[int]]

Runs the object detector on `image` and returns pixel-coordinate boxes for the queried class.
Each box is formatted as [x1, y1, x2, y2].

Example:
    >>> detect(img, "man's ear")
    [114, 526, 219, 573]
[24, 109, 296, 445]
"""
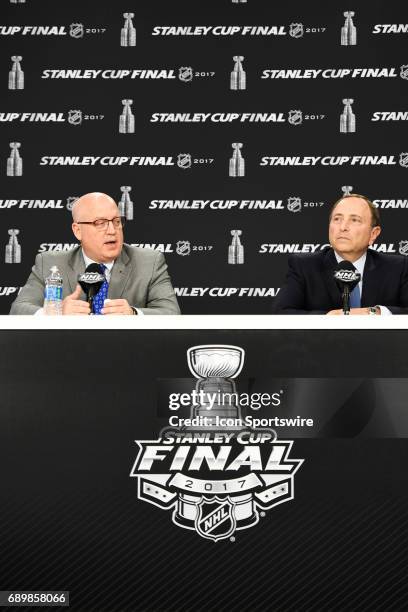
[72, 222, 81, 241]
[369, 225, 381, 245]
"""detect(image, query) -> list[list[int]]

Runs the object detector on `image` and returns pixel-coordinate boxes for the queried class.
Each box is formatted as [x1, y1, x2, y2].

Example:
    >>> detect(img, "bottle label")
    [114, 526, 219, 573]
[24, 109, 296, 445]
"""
[44, 286, 63, 301]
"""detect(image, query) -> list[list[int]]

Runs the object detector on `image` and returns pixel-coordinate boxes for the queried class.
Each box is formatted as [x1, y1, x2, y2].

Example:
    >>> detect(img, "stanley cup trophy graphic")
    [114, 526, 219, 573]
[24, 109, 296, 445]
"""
[5, 229, 21, 263]
[340, 99, 356, 133]
[341, 11, 357, 46]
[228, 230, 244, 264]
[8, 56, 24, 90]
[229, 143, 245, 177]
[7, 142, 23, 176]
[119, 99, 135, 133]
[342, 185, 353, 196]
[187, 345, 245, 430]
[172, 346, 261, 534]
[121, 13, 136, 46]
[230, 56, 246, 90]
[119, 186, 134, 220]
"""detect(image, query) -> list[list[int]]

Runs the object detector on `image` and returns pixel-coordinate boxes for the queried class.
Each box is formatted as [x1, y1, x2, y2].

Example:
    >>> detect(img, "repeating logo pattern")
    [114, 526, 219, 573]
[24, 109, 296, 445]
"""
[2, 3, 408, 310]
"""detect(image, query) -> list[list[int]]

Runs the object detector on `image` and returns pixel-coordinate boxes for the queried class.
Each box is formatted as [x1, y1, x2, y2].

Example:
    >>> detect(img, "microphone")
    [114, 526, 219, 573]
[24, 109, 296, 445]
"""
[333, 261, 361, 315]
[78, 263, 105, 313]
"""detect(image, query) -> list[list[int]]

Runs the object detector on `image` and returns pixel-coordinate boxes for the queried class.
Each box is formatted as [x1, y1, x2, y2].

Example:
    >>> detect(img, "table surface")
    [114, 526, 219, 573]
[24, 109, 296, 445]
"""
[2, 314, 408, 329]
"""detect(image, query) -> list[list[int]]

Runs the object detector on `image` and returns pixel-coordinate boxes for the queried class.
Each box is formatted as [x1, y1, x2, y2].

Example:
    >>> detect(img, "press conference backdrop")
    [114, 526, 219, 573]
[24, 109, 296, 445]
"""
[1, 0, 408, 314]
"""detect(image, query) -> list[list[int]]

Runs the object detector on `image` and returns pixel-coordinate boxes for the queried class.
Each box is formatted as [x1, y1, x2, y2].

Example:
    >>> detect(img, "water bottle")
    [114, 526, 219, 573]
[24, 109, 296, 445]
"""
[44, 266, 63, 315]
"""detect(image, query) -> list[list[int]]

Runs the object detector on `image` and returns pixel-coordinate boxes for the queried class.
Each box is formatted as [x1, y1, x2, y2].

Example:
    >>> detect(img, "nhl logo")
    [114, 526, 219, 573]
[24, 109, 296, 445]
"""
[399, 241, 408, 256]
[288, 110, 303, 126]
[178, 66, 193, 83]
[400, 65, 408, 81]
[70, 23, 84, 39]
[66, 196, 79, 211]
[287, 196, 302, 213]
[196, 497, 236, 542]
[67, 109, 83, 126]
[177, 153, 192, 169]
[176, 240, 191, 256]
[399, 153, 408, 168]
[289, 23, 304, 38]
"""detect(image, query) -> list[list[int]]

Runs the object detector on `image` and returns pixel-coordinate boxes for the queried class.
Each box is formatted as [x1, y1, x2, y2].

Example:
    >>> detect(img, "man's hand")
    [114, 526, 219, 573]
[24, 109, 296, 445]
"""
[62, 284, 90, 315]
[101, 298, 134, 315]
[326, 307, 380, 316]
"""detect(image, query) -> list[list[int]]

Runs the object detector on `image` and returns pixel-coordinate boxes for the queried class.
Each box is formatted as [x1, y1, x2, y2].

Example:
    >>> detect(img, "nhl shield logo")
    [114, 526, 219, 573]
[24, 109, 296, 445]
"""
[176, 240, 191, 256]
[66, 196, 79, 211]
[177, 153, 192, 169]
[399, 241, 408, 256]
[400, 65, 408, 81]
[287, 196, 302, 213]
[288, 110, 303, 126]
[178, 66, 193, 83]
[289, 23, 304, 38]
[196, 497, 236, 542]
[67, 109, 83, 126]
[399, 153, 408, 168]
[70, 23, 84, 39]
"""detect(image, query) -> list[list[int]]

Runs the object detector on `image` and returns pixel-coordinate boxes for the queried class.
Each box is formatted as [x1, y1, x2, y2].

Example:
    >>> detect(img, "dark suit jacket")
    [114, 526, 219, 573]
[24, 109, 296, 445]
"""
[273, 247, 408, 314]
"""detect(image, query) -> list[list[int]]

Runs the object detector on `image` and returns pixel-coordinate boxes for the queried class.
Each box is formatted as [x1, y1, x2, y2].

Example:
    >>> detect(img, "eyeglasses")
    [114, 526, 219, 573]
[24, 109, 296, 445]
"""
[76, 216, 125, 231]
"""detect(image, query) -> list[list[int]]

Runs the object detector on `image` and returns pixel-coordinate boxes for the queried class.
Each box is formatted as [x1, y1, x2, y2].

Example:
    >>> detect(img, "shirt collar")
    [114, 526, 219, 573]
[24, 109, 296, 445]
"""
[333, 249, 366, 277]
[81, 249, 114, 272]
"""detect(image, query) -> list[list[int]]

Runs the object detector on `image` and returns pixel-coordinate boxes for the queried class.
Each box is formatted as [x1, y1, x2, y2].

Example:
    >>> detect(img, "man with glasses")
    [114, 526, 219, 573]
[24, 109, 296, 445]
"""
[10, 192, 180, 315]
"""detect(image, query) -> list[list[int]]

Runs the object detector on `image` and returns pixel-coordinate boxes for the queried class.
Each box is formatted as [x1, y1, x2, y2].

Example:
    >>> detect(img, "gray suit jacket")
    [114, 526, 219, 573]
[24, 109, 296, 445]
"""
[10, 244, 180, 315]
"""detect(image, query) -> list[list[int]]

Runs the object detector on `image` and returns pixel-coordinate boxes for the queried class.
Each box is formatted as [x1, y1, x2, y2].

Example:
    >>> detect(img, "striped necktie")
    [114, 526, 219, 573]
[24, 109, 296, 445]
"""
[92, 264, 109, 315]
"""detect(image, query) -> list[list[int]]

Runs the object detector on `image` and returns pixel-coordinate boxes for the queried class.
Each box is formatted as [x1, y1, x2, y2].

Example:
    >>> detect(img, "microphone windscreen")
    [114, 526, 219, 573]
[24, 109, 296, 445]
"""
[78, 264, 105, 298]
[333, 260, 361, 292]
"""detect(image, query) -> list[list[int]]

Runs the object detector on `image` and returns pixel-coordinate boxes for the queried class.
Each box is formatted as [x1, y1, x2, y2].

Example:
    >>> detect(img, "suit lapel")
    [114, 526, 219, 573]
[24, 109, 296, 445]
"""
[108, 247, 131, 298]
[323, 248, 343, 307]
[67, 246, 131, 298]
[361, 250, 378, 306]
[67, 247, 85, 293]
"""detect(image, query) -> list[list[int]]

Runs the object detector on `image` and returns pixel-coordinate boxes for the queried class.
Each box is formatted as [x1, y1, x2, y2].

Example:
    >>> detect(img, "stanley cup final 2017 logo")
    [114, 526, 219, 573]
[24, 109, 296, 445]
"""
[130, 345, 303, 541]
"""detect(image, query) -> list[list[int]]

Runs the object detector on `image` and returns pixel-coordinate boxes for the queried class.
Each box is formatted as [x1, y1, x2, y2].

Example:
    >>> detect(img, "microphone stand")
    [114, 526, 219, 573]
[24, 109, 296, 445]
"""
[84, 290, 95, 315]
[342, 286, 351, 315]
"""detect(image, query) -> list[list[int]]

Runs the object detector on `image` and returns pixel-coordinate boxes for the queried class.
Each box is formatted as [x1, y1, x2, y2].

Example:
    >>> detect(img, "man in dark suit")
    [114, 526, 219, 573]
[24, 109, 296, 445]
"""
[273, 194, 408, 315]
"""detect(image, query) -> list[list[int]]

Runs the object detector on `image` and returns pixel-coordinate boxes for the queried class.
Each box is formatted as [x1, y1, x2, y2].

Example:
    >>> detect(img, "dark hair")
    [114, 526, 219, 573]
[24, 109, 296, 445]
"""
[330, 194, 381, 228]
